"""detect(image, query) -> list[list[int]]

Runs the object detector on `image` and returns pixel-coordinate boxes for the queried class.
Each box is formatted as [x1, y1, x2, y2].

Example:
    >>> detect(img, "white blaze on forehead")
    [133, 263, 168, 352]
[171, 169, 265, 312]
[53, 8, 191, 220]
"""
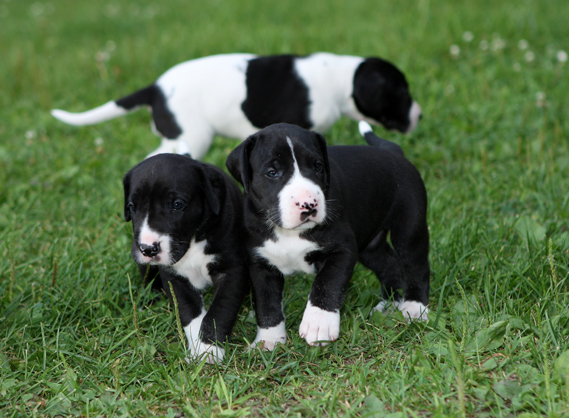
[136, 216, 171, 264]
[277, 137, 326, 230]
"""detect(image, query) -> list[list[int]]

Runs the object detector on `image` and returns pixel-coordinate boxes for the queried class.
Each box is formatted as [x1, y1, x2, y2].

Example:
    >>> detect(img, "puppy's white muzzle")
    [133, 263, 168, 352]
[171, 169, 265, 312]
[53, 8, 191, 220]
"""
[278, 178, 326, 230]
[136, 216, 171, 264]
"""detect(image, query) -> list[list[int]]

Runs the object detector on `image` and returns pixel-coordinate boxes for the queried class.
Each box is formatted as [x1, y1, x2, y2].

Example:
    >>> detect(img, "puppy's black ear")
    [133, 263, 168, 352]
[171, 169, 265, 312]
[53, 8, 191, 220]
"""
[313, 132, 331, 193]
[226, 134, 257, 194]
[200, 165, 222, 216]
[122, 170, 133, 222]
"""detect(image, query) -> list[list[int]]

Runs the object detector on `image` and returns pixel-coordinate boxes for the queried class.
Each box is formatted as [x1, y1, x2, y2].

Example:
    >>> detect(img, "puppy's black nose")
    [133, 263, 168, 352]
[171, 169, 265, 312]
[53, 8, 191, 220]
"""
[139, 242, 160, 257]
[300, 208, 317, 222]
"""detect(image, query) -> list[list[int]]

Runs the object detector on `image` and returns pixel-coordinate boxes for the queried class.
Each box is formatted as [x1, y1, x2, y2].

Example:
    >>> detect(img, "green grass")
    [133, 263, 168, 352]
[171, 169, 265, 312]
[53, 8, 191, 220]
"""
[1, 0, 569, 416]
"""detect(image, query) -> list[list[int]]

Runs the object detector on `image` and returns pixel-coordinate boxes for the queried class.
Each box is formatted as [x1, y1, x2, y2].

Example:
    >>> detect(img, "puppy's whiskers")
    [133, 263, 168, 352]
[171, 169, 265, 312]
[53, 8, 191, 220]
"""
[320, 199, 339, 226]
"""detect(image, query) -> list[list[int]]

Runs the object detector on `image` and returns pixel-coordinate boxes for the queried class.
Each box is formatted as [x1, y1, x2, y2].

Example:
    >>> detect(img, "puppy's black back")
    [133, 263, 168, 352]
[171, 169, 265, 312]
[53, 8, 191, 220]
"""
[325, 145, 427, 251]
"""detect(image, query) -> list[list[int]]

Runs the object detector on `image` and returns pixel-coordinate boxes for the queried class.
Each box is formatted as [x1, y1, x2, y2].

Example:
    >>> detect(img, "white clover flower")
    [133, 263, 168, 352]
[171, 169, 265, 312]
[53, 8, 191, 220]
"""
[536, 91, 547, 108]
[25, 130, 37, 140]
[94, 137, 104, 147]
[518, 39, 529, 50]
[524, 51, 535, 62]
[462, 31, 474, 42]
[491, 38, 506, 51]
[106, 4, 120, 17]
[480, 40, 489, 51]
[96, 51, 111, 62]
[450, 44, 460, 57]
[30, 2, 44, 17]
[557, 50, 568, 63]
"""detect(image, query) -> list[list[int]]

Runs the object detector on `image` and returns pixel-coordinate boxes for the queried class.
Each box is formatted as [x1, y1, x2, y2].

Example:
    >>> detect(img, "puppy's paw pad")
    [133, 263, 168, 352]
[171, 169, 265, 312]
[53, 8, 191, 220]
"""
[299, 304, 340, 346]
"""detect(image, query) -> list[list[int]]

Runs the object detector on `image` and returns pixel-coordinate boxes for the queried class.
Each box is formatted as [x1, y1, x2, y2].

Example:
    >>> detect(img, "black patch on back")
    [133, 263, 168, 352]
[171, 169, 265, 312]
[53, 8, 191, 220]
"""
[352, 58, 413, 133]
[116, 84, 182, 139]
[241, 55, 312, 129]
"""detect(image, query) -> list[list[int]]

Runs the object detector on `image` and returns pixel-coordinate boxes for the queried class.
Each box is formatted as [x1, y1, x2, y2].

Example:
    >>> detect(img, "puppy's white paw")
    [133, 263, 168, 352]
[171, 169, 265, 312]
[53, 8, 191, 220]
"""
[371, 300, 396, 315]
[186, 342, 225, 364]
[399, 300, 429, 321]
[183, 310, 225, 364]
[250, 321, 286, 351]
[299, 302, 340, 346]
[372, 300, 429, 322]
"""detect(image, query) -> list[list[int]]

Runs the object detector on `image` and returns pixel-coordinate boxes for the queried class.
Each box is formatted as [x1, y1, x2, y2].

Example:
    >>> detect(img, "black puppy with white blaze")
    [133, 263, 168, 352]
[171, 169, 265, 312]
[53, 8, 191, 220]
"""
[123, 154, 249, 362]
[52, 53, 421, 160]
[226, 122, 430, 349]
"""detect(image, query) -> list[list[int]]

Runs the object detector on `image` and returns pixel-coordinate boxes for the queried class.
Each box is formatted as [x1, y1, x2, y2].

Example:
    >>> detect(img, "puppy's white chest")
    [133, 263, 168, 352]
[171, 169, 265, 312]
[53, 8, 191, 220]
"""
[255, 230, 319, 275]
[171, 238, 216, 289]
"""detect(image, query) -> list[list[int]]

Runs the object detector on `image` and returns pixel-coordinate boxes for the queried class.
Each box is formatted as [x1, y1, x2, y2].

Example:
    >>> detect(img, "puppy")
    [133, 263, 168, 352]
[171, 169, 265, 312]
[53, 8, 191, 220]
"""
[52, 53, 422, 159]
[123, 154, 249, 362]
[226, 122, 429, 349]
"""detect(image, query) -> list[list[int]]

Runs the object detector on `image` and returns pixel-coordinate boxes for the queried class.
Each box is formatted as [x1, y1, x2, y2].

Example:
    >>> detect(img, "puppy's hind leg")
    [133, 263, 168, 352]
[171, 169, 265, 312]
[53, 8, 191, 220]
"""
[146, 108, 215, 160]
[389, 218, 431, 321]
[359, 230, 406, 315]
[360, 229, 430, 321]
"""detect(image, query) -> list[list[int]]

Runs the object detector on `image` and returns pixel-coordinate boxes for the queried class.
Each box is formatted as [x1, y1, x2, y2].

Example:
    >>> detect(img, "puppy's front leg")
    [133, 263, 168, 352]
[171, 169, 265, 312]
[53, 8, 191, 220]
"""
[200, 264, 250, 351]
[249, 262, 286, 351]
[159, 271, 224, 363]
[299, 250, 357, 346]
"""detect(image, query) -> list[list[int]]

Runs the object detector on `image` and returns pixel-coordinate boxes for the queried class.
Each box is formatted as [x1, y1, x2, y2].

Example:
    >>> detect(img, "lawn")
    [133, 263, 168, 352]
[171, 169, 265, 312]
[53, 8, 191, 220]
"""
[1, 0, 568, 416]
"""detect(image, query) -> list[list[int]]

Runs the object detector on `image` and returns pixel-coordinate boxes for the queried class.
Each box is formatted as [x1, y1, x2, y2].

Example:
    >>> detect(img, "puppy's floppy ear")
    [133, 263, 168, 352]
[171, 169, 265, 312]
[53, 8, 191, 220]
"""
[226, 134, 257, 194]
[313, 131, 331, 193]
[122, 170, 133, 222]
[199, 165, 222, 216]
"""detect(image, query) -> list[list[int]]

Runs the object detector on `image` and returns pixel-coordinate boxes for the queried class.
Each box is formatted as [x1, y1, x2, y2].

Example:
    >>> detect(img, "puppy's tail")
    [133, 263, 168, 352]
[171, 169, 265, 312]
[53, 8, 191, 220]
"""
[358, 121, 404, 157]
[51, 85, 157, 126]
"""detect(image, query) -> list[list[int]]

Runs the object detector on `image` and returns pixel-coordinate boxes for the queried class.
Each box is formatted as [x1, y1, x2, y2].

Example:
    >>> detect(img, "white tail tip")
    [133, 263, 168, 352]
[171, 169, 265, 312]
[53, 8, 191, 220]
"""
[358, 121, 373, 137]
[51, 101, 129, 126]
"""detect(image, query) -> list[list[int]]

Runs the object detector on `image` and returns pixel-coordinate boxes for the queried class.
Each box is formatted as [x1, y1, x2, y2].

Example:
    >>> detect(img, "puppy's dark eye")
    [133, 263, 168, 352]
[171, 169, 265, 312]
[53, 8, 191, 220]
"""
[127, 203, 135, 213]
[266, 169, 279, 178]
[172, 200, 185, 210]
[314, 162, 324, 173]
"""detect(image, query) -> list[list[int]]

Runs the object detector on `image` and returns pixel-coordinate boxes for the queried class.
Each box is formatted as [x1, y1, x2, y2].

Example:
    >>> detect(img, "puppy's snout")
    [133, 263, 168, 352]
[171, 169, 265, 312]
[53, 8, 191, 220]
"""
[296, 199, 318, 221]
[139, 242, 161, 257]
[300, 208, 318, 222]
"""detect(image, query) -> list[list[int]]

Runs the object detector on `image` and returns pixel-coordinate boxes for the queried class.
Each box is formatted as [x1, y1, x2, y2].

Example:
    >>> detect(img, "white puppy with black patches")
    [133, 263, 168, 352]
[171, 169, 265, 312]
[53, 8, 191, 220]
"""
[52, 53, 421, 159]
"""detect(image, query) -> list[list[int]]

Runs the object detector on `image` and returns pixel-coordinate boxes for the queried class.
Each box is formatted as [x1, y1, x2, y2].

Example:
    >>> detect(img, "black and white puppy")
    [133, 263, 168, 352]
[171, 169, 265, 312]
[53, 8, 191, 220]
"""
[52, 53, 421, 159]
[226, 122, 430, 349]
[123, 154, 249, 362]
